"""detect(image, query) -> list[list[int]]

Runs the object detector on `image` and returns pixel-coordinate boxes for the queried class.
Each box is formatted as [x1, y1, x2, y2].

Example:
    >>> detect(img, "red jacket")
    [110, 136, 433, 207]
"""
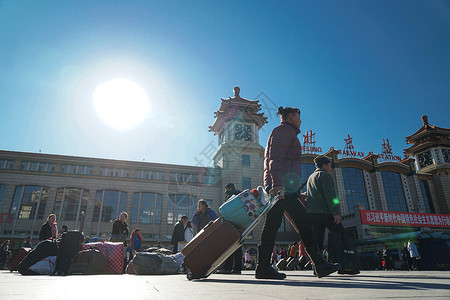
[264, 122, 303, 194]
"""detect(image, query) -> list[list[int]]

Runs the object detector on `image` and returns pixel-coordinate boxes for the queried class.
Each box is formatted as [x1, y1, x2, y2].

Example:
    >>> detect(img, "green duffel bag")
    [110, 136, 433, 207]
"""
[132, 252, 179, 275]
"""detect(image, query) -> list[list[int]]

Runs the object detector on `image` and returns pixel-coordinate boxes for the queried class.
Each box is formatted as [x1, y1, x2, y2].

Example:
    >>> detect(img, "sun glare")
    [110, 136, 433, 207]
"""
[93, 78, 151, 130]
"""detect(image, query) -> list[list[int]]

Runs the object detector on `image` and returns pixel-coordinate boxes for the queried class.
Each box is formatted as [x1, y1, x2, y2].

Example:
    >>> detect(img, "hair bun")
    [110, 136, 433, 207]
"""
[277, 106, 284, 114]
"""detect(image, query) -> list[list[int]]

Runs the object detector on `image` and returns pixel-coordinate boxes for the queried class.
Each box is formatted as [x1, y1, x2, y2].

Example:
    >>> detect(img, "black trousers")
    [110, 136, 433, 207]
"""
[308, 213, 339, 252]
[260, 193, 315, 249]
[223, 246, 242, 271]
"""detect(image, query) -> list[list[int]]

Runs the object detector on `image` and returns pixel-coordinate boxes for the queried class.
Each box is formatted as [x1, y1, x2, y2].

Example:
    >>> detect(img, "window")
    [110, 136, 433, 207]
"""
[136, 170, 150, 179]
[0, 159, 14, 169]
[0, 185, 6, 212]
[53, 188, 89, 223]
[167, 194, 197, 224]
[38, 162, 56, 172]
[92, 190, 127, 222]
[99, 167, 130, 177]
[131, 192, 163, 225]
[419, 180, 434, 213]
[169, 173, 198, 183]
[10, 185, 48, 220]
[242, 178, 251, 190]
[342, 167, 369, 214]
[301, 163, 316, 192]
[242, 155, 250, 166]
[202, 174, 216, 184]
[381, 171, 407, 212]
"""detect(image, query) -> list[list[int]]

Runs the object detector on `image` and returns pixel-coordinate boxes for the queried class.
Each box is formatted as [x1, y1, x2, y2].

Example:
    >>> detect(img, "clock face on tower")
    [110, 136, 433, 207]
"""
[235, 124, 252, 141]
[443, 149, 450, 163]
[418, 151, 433, 168]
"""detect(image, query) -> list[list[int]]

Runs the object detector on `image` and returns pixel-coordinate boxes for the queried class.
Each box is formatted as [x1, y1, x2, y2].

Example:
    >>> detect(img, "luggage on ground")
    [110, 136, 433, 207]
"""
[276, 257, 288, 270]
[55, 231, 84, 275]
[82, 242, 124, 274]
[68, 248, 107, 275]
[17, 240, 58, 275]
[132, 252, 179, 275]
[29, 256, 56, 275]
[327, 223, 360, 274]
[182, 192, 282, 280]
[7, 247, 31, 272]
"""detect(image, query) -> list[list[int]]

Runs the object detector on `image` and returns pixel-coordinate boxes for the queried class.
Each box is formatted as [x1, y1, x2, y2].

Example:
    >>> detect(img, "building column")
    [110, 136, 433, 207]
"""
[363, 170, 376, 210]
[400, 174, 414, 212]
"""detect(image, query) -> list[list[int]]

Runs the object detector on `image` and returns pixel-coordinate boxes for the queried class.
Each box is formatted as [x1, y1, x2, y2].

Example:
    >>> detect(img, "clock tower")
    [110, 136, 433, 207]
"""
[209, 86, 268, 191]
[404, 115, 450, 213]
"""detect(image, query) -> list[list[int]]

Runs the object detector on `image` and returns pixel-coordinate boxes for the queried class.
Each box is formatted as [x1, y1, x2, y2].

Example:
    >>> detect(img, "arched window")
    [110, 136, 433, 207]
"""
[53, 188, 88, 225]
[10, 185, 48, 220]
[381, 171, 407, 212]
[92, 190, 127, 222]
[342, 167, 368, 214]
[167, 194, 197, 225]
[131, 192, 162, 225]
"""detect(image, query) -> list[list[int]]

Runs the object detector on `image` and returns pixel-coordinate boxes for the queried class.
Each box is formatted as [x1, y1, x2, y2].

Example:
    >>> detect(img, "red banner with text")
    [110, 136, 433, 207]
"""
[360, 210, 450, 228]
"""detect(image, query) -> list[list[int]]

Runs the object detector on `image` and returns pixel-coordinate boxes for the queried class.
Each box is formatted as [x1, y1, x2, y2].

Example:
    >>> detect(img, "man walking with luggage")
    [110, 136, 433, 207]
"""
[171, 216, 188, 253]
[307, 155, 359, 275]
[217, 183, 243, 274]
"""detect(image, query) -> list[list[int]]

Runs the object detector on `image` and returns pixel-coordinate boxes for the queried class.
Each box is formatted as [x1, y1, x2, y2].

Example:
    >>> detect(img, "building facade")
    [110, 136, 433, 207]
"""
[1, 88, 449, 251]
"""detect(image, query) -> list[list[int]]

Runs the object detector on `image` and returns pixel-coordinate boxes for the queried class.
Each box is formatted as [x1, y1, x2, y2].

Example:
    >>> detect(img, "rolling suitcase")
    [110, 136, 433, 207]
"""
[17, 240, 58, 275]
[82, 242, 124, 274]
[7, 247, 31, 272]
[276, 257, 288, 270]
[327, 223, 360, 274]
[182, 193, 282, 280]
[54, 231, 84, 275]
[286, 257, 299, 270]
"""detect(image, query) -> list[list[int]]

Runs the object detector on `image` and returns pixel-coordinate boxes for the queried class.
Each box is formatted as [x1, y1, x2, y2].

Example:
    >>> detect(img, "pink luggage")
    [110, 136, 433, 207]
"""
[82, 242, 124, 274]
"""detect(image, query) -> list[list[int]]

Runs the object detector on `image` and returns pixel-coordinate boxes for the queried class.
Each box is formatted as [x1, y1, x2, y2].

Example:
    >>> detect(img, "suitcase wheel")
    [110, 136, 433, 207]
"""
[187, 272, 193, 280]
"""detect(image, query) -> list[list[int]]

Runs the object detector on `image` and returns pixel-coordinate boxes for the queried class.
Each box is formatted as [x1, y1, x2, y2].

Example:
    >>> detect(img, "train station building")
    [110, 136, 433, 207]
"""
[1, 88, 449, 261]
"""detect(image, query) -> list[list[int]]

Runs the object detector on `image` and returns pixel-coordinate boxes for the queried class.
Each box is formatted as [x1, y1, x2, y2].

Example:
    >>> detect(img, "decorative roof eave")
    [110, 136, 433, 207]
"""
[405, 115, 450, 144]
[404, 139, 450, 156]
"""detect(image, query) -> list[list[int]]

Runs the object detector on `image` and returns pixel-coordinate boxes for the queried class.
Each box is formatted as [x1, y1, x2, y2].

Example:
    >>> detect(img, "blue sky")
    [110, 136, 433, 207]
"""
[0, 0, 449, 167]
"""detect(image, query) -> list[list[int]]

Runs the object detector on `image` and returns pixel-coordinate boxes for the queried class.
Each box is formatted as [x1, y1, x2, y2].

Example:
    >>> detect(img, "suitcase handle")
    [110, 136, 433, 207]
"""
[239, 192, 282, 244]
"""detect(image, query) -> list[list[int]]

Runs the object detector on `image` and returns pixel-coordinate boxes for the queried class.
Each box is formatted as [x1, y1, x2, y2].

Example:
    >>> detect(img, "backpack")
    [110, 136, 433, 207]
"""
[68, 248, 107, 275]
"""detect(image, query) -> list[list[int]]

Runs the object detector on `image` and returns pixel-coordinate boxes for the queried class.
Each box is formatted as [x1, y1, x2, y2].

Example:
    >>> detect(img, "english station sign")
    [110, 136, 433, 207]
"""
[302, 131, 402, 162]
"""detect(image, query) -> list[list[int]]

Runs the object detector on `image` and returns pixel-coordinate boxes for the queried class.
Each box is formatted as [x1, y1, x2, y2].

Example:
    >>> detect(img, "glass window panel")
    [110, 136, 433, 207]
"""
[86, 166, 93, 175]
[30, 162, 38, 171]
[131, 194, 140, 223]
[61, 165, 69, 173]
[77, 166, 86, 175]
[10, 186, 24, 220]
[155, 194, 162, 224]
[37, 188, 48, 220]
[301, 163, 316, 193]
[47, 164, 55, 172]
[0, 184, 6, 212]
[59, 188, 82, 221]
[6, 161, 14, 169]
[99, 168, 107, 176]
[118, 192, 127, 218]
[20, 162, 29, 170]
[242, 178, 251, 190]
[53, 189, 64, 217]
[242, 155, 250, 166]
[92, 191, 103, 222]
[419, 180, 433, 213]
[381, 171, 407, 212]
[38, 163, 47, 172]
[69, 165, 77, 174]
[102, 190, 119, 222]
[342, 167, 369, 214]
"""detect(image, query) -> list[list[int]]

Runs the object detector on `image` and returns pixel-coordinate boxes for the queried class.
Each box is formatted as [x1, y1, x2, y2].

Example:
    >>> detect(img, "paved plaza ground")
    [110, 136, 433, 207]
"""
[1, 270, 449, 299]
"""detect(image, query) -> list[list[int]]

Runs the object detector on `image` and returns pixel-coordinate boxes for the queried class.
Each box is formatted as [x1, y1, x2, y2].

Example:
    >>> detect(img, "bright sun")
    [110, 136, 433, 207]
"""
[93, 78, 151, 130]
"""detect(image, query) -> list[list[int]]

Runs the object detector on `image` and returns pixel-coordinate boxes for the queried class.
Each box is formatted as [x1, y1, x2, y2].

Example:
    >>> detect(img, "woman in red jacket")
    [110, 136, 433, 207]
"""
[255, 106, 340, 280]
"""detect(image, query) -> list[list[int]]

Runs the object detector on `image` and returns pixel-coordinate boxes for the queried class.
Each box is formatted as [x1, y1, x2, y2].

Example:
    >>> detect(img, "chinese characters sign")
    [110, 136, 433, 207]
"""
[360, 209, 450, 228]
[302, 130, 322, 153]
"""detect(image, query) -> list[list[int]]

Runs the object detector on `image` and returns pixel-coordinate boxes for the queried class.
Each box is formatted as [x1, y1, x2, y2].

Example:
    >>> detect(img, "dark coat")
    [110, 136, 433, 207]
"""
[171, 221, 185, 245]
[111, 219, 129, 242]
[225, 189, 241, 201]
[306, 168, 338, 215]
[39, 222, 52, 241]
[264, 122, 302, 194]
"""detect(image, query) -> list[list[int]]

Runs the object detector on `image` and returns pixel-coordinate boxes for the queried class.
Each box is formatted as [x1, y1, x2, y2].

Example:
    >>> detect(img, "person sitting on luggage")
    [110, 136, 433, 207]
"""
[129, 228, 143, 260]
[0, 240, 10, 269]
[256, 106, 340, 280]
[192, 199, 218, 234]
[39, 214, 58, 241]
[111, 212, 130, 243]
[22, 236, 32, 248]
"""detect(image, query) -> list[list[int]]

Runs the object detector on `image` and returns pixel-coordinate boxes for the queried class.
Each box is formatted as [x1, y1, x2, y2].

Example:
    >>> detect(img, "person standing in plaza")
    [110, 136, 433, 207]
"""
[402, 242, 412, 270]
[129, 228, 143, 260]
[39, 214, 58, 241]
[218, 183, 243, 274]
[184, 221, 194, 243]
[256, 106, 340, 280]
[407, 240, 420, 270]
[22, 236, 32, 248]
[170, 216, 188, 253]
[192, 199, 218, 234]
[0, 240, 10, 269]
